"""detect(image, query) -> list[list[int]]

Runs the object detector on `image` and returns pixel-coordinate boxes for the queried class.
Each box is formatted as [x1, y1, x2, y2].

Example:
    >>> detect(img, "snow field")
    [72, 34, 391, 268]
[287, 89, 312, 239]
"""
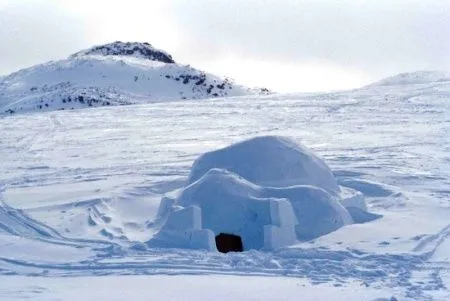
[0, 72, 449, 299]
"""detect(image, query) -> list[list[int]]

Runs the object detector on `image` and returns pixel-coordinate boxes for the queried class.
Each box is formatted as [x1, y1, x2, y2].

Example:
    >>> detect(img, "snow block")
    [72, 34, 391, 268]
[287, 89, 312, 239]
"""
[148, 206, 216, 250]
[339, 187, 367, 211]
[163, 205, 202, 231]
[269, 199, 297, 227]
[148, 228, 215, 250]
[265, 185, 353, 240]
[190, 229, 217, 251]
[156, 197, 176, 219]
[264, 225, 297, 250]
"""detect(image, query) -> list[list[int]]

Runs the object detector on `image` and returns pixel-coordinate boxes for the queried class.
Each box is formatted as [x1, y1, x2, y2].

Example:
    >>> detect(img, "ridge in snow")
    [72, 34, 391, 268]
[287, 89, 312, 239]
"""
[366, 70, 450, 87]
[0, 41, 270, 115]
[149, 136, 379, 251]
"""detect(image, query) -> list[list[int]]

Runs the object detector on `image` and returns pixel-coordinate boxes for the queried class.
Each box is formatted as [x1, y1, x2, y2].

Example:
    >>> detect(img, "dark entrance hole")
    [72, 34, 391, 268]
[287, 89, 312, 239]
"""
[215, 233, 243, 253]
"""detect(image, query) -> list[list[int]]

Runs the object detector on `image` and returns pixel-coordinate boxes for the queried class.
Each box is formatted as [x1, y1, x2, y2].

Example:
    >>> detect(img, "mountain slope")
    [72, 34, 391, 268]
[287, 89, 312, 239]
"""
[0, 41, 269, 115]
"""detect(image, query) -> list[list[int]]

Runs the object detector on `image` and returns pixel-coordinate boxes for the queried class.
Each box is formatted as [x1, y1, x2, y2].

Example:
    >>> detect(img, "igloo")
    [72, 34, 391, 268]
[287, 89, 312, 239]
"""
[148, 136, 377, 252]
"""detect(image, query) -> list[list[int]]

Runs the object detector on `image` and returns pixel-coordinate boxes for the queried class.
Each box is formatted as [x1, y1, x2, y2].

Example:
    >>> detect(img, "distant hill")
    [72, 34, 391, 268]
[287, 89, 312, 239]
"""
[365, 71, 450, 87]
[0, 41, 270, 115]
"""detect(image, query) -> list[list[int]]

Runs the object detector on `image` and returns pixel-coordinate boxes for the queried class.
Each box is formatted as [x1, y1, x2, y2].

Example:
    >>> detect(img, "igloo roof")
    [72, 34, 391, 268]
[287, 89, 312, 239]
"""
[188, 136, 340, 194]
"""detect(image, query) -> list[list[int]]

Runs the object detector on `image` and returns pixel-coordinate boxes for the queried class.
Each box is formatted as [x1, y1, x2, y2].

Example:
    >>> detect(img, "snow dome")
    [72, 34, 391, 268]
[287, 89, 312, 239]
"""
[188, 136, 340, 194]
[148, 136, 377, 252]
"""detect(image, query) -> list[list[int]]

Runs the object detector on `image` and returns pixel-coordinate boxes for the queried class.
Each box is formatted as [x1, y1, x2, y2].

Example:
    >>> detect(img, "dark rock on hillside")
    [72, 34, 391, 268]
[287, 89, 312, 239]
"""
[71, 41, 175, 64]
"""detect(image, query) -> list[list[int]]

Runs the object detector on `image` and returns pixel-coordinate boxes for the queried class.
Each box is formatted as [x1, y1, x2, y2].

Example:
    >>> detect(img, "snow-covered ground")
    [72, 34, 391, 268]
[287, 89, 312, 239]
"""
[0, 275, 406, 301]
[0, 72, 449, 300]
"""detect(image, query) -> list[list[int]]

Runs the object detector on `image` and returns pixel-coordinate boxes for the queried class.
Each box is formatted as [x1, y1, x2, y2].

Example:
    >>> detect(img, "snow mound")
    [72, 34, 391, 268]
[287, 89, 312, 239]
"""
[188, 136, 340, 195]
[150, 136, 375, 251]
[70, 41, 175, 64]
[367, 70, 450, 87]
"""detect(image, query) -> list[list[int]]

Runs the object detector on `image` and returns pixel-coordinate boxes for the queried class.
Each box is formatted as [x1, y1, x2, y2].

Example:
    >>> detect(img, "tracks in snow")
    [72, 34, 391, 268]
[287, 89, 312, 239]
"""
[413, 223, 450, 258]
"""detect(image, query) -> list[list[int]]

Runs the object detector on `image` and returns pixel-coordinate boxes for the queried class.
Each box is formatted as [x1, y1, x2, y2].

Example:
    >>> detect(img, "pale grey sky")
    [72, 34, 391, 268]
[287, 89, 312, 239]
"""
[1, 0, 449, 92]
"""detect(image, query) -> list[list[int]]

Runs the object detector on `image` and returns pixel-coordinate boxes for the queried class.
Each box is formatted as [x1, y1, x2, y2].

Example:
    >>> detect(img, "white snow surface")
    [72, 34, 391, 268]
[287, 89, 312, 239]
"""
[0, 73, 449, 300]
[0, 275, 409, 301]
[0, 42, 267, 115]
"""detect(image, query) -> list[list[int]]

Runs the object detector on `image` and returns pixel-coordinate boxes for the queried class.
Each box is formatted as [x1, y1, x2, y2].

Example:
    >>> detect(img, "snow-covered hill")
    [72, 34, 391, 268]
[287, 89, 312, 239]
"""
[0, 41, 269, 115]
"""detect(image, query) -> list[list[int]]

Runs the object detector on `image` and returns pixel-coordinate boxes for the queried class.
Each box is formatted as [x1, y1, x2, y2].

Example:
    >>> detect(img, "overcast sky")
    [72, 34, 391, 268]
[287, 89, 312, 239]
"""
[1, 0, 449, 92]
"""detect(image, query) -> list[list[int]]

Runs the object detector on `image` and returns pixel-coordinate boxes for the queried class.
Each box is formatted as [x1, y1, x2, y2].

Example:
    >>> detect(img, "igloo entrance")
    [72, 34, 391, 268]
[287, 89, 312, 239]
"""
[215, 233, 243, 253]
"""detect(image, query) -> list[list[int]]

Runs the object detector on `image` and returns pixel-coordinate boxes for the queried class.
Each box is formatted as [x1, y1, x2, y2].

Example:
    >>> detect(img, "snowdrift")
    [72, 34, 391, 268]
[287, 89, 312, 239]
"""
[149, 136, 377, 251]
